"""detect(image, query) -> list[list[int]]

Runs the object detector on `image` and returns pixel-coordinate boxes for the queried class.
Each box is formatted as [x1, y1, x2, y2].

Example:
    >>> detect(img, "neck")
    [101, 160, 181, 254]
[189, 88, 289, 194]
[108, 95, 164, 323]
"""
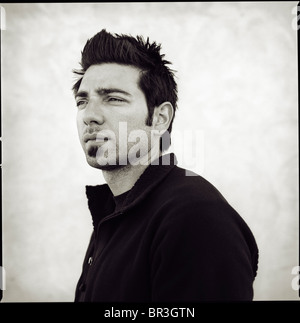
[102, 150, 162, 196]
[102, 164, 148, 196]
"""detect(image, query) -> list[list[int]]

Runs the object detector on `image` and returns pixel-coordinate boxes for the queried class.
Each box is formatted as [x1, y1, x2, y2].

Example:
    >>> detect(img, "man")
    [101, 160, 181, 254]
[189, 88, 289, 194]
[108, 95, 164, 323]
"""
[73, 29, 258, 302]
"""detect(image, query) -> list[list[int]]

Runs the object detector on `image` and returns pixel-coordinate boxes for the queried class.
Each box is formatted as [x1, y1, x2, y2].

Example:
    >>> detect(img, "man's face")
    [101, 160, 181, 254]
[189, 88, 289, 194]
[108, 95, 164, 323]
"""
[76, 63, 155, 169]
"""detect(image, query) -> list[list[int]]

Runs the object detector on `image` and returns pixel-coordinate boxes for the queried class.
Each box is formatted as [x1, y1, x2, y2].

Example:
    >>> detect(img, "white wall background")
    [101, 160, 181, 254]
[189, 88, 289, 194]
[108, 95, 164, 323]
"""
[1, 2, 298, 301]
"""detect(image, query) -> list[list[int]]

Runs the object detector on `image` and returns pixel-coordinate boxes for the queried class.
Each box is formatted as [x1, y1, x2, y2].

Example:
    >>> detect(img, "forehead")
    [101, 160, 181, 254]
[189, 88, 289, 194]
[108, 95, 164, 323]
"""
[78, 63, 142, 94]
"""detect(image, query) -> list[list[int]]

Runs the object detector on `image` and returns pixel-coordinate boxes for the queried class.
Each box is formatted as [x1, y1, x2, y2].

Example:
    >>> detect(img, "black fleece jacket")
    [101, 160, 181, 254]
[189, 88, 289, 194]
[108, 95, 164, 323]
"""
[75, 153, 258, 302]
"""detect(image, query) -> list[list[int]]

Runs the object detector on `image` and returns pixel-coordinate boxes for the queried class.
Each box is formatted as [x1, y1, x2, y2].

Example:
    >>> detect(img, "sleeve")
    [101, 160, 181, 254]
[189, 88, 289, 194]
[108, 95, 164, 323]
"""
[149, 200, 258, 302]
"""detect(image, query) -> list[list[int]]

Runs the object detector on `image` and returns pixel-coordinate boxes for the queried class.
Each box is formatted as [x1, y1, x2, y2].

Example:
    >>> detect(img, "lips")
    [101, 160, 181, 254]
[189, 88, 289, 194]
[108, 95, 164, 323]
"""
[83, 132, 110, 143]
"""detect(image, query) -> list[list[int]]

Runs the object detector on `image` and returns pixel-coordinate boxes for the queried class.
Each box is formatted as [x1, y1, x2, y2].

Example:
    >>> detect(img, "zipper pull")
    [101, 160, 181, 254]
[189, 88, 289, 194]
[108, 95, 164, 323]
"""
[88, 256, 93, 266]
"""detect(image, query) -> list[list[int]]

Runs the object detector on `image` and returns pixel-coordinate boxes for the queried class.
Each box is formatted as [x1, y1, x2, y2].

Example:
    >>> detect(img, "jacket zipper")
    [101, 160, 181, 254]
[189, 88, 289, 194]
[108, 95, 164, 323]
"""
[93, 210, 124, 260]
[80, 210, 124, 299]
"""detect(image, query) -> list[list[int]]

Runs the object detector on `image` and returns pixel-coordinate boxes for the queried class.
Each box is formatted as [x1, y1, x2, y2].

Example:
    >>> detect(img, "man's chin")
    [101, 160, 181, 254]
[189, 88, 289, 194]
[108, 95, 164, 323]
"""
[85, 155, 125, 171]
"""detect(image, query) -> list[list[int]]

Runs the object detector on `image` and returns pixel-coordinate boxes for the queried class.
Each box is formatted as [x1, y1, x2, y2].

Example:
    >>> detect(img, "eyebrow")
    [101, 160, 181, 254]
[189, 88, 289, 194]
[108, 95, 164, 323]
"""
[75, 87, 132, 99]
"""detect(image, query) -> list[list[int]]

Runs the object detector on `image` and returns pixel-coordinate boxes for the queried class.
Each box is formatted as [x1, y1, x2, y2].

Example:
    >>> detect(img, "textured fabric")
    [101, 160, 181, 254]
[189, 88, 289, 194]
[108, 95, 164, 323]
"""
[75, 153, 258, 302]
[113, 190, 131, 212]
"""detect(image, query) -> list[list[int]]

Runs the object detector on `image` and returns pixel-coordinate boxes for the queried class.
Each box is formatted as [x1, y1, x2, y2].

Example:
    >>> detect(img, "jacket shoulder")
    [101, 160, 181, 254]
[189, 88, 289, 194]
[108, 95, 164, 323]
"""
[160, 165, 228, 203]
[149, 166, 259, 285]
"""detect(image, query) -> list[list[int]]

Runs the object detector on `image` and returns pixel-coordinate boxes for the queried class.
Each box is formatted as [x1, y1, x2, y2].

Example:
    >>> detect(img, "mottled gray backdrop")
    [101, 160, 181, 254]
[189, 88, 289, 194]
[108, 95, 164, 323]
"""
[1, 2, 298, 301]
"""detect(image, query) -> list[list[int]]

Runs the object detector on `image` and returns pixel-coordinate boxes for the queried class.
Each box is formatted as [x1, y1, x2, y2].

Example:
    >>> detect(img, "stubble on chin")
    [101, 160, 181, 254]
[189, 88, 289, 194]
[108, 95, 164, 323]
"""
[85, 148, 125, 171]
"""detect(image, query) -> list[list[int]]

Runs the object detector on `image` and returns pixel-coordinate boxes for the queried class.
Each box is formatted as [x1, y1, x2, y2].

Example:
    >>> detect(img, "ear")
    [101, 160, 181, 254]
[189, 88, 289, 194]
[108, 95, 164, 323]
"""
[151, 102, 174, 132]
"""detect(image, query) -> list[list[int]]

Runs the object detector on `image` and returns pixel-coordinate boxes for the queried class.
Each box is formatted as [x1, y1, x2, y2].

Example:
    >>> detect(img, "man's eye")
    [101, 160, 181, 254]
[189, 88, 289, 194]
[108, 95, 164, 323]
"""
[108, 97, 125, 103]
[76, 100, 87, 108]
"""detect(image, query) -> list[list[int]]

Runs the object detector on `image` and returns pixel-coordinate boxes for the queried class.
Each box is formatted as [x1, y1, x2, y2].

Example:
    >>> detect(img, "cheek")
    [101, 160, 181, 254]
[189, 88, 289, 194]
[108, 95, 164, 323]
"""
[76, 112, 85, 139]
[123, 107, 149, 129]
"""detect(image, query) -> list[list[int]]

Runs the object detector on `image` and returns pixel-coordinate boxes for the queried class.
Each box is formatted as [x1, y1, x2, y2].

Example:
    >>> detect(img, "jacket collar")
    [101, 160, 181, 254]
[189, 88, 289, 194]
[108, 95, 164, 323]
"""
[86, 153, 177, 229]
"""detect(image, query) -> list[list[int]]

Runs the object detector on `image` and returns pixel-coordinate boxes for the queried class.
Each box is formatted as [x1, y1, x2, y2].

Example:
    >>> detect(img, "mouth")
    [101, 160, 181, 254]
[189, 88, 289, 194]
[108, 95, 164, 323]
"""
[83, 132, 110, 143]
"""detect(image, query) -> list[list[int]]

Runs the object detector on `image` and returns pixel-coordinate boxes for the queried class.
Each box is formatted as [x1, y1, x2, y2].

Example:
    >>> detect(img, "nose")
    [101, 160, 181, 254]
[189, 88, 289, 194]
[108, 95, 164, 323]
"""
[82, 100, 105, 126]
